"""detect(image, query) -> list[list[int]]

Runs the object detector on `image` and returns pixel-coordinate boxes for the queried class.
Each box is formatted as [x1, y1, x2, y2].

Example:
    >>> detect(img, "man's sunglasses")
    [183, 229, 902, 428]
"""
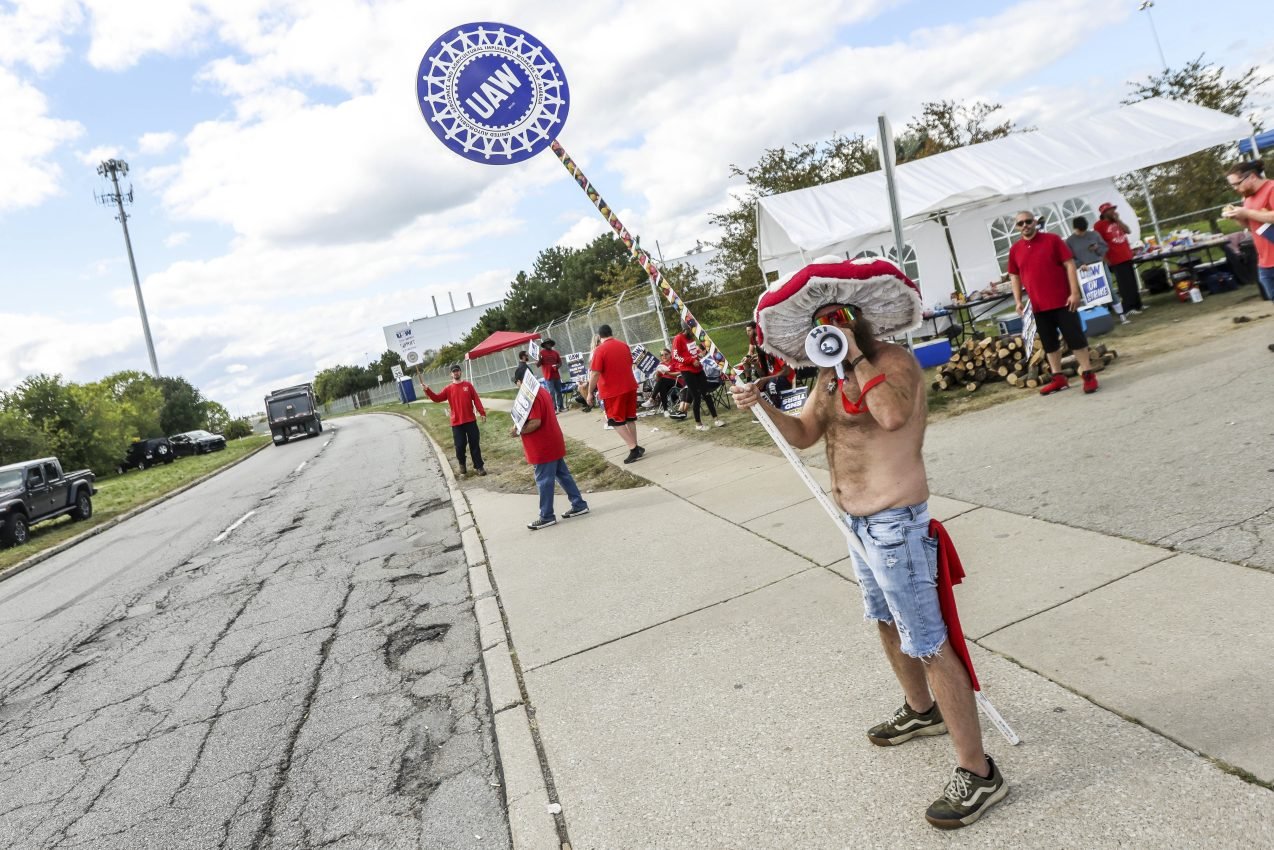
[1014, 218, 1036, 227]
[814, 306, 855, 326]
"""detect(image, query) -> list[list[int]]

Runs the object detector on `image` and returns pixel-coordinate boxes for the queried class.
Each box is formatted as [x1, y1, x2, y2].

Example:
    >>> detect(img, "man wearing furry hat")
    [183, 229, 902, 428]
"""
[732, 257, 1007, 830]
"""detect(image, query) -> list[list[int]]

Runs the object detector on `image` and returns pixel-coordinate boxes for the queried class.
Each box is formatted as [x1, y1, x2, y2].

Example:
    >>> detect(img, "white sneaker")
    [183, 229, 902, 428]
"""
[642, 399, 655, 409]
[714, 419, 725, 428]
[695, 424, 709, 431]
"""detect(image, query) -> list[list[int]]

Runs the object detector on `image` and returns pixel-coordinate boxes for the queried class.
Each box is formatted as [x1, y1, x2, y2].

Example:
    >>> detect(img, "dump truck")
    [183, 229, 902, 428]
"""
[264, 383, 323, 445]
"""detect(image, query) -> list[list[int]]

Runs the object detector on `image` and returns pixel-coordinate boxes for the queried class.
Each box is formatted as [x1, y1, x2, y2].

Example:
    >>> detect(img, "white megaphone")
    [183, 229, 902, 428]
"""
[805, 324, 849, 379]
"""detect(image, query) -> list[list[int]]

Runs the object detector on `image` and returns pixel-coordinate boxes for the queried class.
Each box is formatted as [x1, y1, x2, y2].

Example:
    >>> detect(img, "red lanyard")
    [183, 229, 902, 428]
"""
[840, 373, 886, 415]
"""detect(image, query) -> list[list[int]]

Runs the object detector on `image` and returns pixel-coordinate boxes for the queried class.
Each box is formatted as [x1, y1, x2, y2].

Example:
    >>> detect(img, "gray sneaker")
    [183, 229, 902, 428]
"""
[867, 701, 946, 747]
[925, 755, 1008, 829]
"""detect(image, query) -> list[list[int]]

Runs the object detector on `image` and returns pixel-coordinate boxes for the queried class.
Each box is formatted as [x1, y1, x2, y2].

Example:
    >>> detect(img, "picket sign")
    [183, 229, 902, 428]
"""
[510, 374, 540, 434]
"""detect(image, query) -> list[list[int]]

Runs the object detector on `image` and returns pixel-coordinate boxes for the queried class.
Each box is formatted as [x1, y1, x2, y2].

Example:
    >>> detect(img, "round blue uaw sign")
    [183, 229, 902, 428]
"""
[418, 22, 569, 165]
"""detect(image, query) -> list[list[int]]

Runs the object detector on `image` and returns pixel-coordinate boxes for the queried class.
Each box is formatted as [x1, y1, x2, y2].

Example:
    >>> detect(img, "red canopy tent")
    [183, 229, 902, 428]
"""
[466, 330, 541, 360]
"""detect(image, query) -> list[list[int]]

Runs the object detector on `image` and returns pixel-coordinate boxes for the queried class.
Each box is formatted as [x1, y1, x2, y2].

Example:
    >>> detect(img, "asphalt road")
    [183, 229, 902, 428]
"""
[925, 321, 1274, 570]
[0, 414, 510, 850]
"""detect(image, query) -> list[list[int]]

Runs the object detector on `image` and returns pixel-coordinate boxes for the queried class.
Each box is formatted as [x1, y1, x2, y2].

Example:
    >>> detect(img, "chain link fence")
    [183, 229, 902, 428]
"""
[323, 281, 767, 407]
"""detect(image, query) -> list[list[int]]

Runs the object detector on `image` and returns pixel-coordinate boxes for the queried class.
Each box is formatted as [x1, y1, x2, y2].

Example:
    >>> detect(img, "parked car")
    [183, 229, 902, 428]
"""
[169, 430, 227, 456]
[118, 437, 175, 473]
[0, 458, 97, 547]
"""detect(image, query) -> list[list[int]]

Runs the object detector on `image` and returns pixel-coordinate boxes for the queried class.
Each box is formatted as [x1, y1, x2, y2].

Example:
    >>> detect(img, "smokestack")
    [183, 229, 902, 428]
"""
[431, 295, 439, 317]
[448, 292, 456, 312]
[467, 292, 474, 308]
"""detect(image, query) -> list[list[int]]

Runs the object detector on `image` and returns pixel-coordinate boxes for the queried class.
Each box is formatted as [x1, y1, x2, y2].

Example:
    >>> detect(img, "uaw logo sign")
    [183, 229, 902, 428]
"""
[418, 22, 569, 165]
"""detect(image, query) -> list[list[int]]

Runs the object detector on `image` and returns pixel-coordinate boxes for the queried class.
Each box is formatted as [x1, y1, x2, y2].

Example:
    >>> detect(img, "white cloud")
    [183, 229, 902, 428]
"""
[225, 363, 248, 373]
[164, 231, 191, 247]
[0, 0, 82, 73]
[76, 144, 123, 167]
[556, 216, 610, 250]
[0, 67, 83, 211]
[138, 131, 177, 155]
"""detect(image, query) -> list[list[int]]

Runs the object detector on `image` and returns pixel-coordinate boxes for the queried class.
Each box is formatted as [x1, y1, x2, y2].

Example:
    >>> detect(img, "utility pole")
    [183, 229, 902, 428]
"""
[96, 158, 160, 376]
[1138, 1, 1168, 73]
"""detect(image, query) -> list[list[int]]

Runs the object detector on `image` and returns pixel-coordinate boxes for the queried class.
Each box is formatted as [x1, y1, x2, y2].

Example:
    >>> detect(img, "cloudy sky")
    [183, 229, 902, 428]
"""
[0, 0, 1268, 415]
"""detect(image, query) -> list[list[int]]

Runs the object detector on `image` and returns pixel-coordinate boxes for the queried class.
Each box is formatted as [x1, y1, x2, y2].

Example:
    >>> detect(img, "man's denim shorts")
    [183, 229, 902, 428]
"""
[844, 501, 947, 659]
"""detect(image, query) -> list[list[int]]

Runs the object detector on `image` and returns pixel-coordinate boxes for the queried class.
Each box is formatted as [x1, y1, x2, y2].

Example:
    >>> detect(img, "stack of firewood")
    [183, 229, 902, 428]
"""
[930, 334, 1118, 393]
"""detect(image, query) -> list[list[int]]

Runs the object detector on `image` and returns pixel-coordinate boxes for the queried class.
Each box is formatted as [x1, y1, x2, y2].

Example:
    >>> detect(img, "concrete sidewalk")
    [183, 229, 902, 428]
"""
[464, 395, 1274, 849]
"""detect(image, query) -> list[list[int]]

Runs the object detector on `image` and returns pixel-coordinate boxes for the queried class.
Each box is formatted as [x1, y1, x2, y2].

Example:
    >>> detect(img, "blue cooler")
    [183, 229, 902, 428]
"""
[913, 338, 953, 369]
[1078, 306, 1114, 336]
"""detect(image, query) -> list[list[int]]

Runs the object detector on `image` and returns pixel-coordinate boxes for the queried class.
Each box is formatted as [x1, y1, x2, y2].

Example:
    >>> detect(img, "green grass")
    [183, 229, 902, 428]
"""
[0, 435, 271, 574]
[351, 402, 646, 496]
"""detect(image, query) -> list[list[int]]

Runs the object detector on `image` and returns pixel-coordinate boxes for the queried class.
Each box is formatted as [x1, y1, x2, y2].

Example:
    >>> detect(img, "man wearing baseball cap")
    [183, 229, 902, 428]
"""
[1094, 202, 1144, 314]
[423, 364, 487, 476]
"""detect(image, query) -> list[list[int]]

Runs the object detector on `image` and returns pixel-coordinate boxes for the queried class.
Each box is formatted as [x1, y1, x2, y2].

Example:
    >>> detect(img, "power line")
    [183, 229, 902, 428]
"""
[95, 158, 160, 377]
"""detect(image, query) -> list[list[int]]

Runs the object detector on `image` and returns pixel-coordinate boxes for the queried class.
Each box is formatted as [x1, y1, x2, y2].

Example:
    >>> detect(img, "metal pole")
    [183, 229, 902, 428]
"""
[104, 163, 160, 376]
[615, 290, 630, 344]
[1139, 2, 1168, 72]
[1136, 170, 1165, 244]
[651, 277, 671, 349]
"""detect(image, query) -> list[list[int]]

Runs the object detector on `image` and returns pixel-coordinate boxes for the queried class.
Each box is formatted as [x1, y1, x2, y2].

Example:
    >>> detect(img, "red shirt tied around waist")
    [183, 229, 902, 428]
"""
[519, 386, 565, 464]
[425, 380, 486, 426]
[1007, 230, 1074, 312]
[538, 348, 561, 381]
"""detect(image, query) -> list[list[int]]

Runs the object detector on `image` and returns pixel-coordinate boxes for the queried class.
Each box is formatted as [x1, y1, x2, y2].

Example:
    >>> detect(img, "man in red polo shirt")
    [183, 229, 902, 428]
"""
[510, 376, 589, 530]
[1008, 211, 1099, 395]
[1094, 202, 1144, 314]
[584, 324, 645, 463]
[423, 364, 488, 475]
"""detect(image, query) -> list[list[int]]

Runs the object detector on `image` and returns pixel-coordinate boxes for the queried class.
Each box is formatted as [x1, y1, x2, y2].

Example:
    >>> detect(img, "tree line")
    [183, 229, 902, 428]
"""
[0, 372, 253, 473]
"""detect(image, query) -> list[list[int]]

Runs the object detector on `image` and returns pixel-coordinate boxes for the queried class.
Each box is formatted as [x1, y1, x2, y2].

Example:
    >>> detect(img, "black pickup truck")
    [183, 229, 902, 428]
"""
[0, 458, 97, 548]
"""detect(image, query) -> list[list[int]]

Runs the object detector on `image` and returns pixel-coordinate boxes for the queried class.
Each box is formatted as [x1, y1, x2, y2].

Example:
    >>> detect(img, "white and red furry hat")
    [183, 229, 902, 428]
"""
[753, 256, 923, 367]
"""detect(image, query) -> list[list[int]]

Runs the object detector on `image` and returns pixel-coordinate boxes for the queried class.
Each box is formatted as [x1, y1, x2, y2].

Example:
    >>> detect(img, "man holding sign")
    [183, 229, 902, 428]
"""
[510, 373, 588, 530]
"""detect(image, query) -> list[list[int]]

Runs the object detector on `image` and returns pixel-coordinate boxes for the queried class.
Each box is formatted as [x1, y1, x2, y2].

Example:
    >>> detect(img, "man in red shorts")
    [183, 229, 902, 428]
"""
[584, 324, 645, 463]
[1008, 211, 1099, 395]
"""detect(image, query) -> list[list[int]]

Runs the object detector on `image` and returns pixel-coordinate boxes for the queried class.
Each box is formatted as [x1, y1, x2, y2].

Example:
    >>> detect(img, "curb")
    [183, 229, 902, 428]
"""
[0, 441, 272, 585]
[380, 411, 565, 850]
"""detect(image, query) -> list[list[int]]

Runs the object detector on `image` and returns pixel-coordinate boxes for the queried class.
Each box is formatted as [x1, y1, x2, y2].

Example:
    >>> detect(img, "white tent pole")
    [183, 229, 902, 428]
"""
[878, 113, 914, 349]
[1136, 170, 1165, 244]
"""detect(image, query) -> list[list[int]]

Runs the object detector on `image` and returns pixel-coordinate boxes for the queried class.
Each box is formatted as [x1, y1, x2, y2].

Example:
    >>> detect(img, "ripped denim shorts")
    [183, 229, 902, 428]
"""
[844, 501, 947, 659]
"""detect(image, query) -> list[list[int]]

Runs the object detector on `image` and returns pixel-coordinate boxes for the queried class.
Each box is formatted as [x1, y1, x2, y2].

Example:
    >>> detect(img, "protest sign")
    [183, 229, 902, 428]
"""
[566, 352, 588, 385]
[510, 372, 540, 434]
[780, 385, 809, 412]
[1078, 263, 1114, 307]
[527, 338, 540, 362]
[630, 344, 659, 380]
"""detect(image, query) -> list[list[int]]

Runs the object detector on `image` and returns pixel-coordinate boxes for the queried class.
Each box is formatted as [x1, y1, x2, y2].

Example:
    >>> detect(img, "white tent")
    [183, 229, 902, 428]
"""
[756, 98, 1253, 308]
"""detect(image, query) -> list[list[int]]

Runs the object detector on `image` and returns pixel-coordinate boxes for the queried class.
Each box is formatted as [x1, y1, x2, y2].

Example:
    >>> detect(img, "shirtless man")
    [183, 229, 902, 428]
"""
[733, 258, 1007, 829]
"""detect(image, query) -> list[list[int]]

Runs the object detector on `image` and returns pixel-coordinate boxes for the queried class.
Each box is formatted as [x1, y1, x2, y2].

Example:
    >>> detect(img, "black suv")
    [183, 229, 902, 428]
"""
[169, 430, 227, 456]
[118, 437, 175, 473]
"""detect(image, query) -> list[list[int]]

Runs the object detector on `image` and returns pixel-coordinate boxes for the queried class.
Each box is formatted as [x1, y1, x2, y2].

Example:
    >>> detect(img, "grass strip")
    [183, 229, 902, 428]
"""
[343, 403, 647, 496]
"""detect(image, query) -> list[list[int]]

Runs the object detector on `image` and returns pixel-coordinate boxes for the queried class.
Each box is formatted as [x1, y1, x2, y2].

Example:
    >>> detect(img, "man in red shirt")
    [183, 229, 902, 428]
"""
[537, 339, 565, 413]
[1222, 160, 1274, 305]
[510, 376, 589, 530]
[1094, 202, 1144, 313]
[1008, 211, 1099, 395]
[585, 324, 645, 463]
[423, 364, 487, 476]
